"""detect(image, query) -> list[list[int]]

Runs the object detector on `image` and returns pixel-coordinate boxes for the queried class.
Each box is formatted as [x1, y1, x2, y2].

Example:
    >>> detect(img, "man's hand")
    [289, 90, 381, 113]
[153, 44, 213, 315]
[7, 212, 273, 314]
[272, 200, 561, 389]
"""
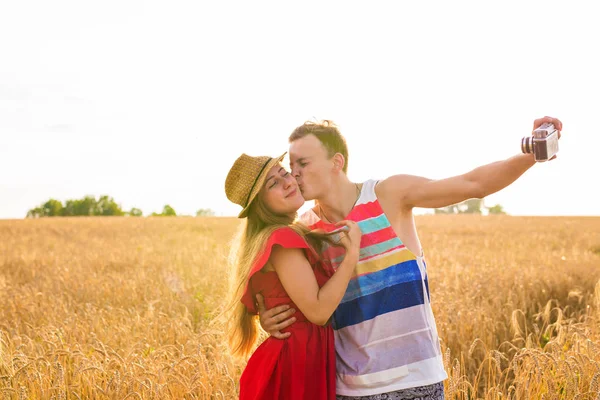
[533, 116, 563, 161]
[256, 293, 297, 339]
[534, 116, 563, 135]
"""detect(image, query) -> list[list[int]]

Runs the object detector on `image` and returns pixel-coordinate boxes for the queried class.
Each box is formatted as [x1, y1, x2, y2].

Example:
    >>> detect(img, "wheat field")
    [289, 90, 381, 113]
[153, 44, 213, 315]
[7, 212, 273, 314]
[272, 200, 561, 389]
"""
[1, 215, 600, 399]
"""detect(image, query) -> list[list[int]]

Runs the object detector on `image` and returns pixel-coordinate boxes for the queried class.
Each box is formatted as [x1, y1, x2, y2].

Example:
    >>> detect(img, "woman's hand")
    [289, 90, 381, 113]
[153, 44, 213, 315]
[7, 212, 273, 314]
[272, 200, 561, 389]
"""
[334, 220, 361, 257]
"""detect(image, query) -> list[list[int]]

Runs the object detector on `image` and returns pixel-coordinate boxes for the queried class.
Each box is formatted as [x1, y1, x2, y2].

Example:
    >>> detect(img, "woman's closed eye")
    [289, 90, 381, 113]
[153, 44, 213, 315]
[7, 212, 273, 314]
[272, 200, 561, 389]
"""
[269, 172, 290, 189]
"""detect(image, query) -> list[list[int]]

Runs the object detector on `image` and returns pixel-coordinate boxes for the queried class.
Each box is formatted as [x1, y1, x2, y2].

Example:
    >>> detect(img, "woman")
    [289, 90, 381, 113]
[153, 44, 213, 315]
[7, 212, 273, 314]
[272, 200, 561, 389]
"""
[223, 152, 362, 399]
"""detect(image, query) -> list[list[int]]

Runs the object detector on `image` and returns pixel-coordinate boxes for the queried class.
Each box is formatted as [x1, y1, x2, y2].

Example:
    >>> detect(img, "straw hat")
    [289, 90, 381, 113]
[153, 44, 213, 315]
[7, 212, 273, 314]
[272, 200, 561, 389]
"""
[225, 152, 287, 218]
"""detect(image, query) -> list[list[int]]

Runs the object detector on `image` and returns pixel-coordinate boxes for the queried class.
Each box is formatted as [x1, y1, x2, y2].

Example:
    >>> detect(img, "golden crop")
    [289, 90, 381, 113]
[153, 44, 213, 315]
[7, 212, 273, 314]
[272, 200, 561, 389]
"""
[1, 215, 599, 399]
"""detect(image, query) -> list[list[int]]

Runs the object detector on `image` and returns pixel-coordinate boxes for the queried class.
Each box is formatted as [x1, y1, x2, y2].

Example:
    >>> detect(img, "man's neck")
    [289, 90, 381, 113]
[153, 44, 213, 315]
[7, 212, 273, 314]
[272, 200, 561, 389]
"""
[314, 177, 360, 223]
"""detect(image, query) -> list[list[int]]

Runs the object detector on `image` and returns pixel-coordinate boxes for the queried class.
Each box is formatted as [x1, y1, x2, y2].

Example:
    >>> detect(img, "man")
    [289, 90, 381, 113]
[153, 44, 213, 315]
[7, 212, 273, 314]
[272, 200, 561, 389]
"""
[256, 117, 563, 399]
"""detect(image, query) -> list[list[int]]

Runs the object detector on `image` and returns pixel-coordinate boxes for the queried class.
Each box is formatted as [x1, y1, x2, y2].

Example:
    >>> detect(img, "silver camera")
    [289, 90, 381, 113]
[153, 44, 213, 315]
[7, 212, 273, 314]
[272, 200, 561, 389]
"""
[521, 122, 559, 162]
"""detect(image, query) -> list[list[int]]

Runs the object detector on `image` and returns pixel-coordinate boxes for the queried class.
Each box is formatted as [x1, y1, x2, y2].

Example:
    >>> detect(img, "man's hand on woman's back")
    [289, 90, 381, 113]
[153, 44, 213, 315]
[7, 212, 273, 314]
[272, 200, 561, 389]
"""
[256, 293, 297, 339]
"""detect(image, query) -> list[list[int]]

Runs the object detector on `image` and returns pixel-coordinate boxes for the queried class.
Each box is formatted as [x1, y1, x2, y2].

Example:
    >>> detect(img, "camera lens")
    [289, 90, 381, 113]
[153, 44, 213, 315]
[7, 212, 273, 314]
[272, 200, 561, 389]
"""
[521, 137, 533, 154]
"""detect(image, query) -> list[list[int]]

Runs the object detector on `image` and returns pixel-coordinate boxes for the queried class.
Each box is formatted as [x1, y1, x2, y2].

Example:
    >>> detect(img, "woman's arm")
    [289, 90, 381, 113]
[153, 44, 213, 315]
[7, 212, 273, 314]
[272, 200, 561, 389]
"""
[270, 221, 361, 326]
[271, 246, 359, 326]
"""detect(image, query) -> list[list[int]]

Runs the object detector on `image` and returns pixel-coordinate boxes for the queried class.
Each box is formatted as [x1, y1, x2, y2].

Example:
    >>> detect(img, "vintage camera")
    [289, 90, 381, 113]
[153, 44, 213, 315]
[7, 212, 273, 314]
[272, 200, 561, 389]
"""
[521, 122, 559, 162]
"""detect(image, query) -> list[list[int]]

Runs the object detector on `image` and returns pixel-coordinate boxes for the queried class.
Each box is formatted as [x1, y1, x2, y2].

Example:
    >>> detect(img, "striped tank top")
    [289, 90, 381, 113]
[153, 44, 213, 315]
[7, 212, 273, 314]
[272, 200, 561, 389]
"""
[300, 179, 447, 396]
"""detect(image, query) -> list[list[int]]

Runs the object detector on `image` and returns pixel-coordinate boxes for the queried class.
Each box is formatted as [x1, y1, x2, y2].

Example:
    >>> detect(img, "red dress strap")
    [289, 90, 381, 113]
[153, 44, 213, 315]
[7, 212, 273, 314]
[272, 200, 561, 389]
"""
[241, 227, 312, 314]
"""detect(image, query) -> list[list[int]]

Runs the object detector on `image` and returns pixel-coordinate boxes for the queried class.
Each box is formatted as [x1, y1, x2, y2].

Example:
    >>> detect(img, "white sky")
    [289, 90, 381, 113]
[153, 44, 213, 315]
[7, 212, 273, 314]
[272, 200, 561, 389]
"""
[1, 0, 598, 219]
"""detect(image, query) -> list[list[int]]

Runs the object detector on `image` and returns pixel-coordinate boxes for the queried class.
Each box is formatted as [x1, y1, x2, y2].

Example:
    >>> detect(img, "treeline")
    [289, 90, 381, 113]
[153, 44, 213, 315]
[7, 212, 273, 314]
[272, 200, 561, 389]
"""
[26, 196, 504, 218]
[26, 196, 216, 218]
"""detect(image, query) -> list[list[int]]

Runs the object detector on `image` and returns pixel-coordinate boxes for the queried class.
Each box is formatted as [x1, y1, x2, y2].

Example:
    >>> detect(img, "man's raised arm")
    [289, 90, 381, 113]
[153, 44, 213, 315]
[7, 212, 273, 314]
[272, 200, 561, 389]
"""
[377, 116, 563, 210]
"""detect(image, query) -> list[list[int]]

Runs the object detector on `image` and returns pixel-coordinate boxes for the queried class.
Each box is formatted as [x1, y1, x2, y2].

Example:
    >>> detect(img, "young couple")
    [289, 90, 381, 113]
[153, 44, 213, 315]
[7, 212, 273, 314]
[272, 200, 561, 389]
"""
[223, 117, 563, 400]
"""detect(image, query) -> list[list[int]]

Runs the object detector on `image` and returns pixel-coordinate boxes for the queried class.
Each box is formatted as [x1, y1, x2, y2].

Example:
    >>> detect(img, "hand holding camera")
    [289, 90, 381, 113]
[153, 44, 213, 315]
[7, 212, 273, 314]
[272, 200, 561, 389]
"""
[521, 116, 563, 162]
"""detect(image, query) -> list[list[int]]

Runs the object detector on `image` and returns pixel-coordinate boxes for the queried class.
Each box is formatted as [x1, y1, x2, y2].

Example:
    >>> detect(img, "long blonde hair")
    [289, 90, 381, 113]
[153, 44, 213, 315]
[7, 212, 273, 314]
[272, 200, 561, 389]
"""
[224, 192, 330, 358]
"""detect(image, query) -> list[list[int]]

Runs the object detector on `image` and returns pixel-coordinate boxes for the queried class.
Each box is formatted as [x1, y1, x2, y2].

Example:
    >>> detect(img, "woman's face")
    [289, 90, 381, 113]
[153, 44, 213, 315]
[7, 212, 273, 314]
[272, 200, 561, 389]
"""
[260, 163, 305, 216]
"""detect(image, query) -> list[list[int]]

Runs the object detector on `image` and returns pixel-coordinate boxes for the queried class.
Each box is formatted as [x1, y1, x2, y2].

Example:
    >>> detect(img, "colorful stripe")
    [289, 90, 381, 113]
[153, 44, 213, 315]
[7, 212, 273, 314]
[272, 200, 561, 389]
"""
[334, 304, 429, 351]
[342, 258, 427, 303]
[330, 237, 407, 267]
[356, 213, 393, 234]
[334, 278, 428, 329]
[335, 325, 437, 375]
[323, 225, 399, 260]
[353, 247, 415, 277]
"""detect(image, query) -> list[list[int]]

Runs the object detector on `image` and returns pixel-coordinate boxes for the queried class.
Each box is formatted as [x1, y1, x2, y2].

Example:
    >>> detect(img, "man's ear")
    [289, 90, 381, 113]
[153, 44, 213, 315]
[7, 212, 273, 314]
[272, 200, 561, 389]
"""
[332, 153, 346, 172]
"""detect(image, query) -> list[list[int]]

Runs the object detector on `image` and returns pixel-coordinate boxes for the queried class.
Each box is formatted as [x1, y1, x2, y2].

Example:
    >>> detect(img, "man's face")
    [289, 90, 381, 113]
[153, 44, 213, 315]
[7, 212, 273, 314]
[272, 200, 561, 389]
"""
[289, 134, 334, 201]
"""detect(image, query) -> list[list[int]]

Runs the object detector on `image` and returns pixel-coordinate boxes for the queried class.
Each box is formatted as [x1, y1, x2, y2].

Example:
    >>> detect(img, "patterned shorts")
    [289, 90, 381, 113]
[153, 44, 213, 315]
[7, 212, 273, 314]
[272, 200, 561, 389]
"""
[336, 381, 445, 400]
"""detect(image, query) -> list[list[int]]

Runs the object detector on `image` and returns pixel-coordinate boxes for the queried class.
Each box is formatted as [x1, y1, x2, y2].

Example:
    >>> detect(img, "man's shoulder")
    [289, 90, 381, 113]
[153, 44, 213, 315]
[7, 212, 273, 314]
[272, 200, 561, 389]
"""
[373, 175, 422, 205]
[376, 174, 431, 192]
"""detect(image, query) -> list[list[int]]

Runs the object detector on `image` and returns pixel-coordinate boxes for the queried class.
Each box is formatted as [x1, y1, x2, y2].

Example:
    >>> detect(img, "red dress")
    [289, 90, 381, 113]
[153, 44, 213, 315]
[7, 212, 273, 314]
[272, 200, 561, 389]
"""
[239, 228, 336, 400]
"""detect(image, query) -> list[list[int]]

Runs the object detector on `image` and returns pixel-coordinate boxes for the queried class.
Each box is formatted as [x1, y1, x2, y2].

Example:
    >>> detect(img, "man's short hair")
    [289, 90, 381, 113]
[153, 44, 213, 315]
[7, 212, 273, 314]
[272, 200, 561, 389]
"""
[288, 120, 349, 173]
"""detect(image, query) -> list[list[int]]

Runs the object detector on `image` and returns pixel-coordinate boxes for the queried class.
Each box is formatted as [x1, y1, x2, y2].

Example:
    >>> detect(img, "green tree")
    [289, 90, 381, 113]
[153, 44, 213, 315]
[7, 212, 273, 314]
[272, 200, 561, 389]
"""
[196, 208, 215, 217]
[95, 195, 125, 216]
[434, 204, 459, 214]
[461, 198, 483, 214]
[26, 198, 64, 218]
[435, 198, 483, 214]
[162, 205, 176, 216]
[63, 196, 97, 216]
[151, 205, 177, 217]
[44, 199, 64, 216]
[128, 207, 143, 217]
[487, 204, 506, 215]
[27, 195, 126, 217]
[26, 208, 43, 218]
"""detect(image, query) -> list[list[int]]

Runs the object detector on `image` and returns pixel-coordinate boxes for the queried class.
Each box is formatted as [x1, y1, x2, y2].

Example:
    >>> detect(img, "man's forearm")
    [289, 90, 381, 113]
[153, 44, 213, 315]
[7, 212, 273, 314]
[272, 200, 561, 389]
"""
[469, 153, 536, 198]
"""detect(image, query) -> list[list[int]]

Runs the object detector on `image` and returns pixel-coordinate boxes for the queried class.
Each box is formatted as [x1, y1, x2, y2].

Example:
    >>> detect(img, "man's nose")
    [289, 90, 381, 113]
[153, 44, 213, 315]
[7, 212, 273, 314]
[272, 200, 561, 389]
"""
[291, 165, 300, 178]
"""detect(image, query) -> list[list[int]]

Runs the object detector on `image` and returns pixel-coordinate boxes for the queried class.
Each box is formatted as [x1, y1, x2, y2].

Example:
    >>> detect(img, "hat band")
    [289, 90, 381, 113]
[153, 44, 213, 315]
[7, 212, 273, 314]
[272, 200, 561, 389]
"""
[244, 157, 272, 207]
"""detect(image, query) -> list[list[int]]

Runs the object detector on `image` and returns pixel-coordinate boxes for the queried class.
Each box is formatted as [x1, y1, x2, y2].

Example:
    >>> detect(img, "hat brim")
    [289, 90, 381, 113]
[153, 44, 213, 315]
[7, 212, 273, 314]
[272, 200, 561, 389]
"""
[237, 152, 287, 218]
